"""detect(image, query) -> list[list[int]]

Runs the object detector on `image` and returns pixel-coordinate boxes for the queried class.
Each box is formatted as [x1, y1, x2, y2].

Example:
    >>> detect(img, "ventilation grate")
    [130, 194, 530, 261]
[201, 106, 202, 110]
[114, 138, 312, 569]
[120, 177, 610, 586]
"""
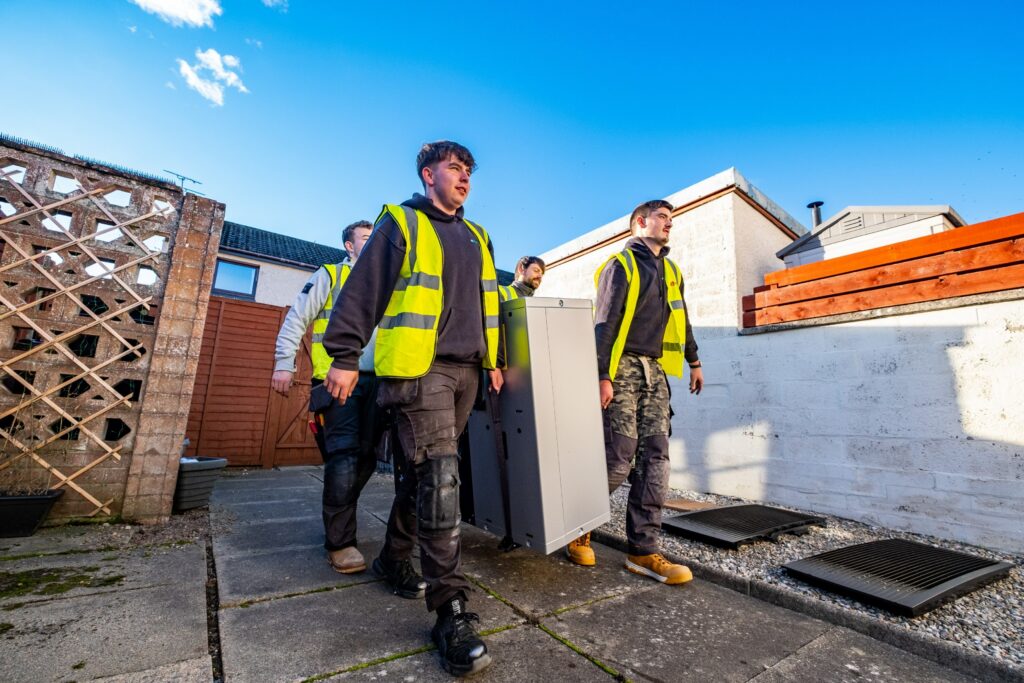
[662, 504, 826, 549]
[784, 539, 1013, 617]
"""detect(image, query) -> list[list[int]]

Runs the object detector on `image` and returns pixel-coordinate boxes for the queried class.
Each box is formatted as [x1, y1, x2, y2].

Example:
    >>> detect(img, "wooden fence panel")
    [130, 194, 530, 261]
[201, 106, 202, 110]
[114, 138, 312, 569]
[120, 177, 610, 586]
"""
[744, 212, 1024, 328]
[185, 296, 319, 467]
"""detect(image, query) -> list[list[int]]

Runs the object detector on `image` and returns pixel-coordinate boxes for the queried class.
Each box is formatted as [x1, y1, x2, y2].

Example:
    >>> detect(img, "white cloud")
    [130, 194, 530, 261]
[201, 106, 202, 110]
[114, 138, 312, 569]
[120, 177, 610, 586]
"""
[128, 0, 222, 29]
[262, 0, 288, 10]
[176, 48, 249, 106]
[128, 25, 138, 33]
[165, 80, 177, 90]
[245, 37, 263, 49]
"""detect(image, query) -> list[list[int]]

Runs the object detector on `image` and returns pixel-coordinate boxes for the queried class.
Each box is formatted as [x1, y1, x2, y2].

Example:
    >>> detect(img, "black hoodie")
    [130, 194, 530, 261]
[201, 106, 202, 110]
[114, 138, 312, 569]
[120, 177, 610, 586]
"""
[322, 194, 493, 372]
[594, 237, 699, 381]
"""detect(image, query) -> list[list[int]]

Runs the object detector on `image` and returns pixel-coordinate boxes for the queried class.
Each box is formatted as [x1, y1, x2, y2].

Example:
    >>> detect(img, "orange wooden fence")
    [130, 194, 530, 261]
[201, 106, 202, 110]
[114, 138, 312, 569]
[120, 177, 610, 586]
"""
[742, 212, 1024, 328]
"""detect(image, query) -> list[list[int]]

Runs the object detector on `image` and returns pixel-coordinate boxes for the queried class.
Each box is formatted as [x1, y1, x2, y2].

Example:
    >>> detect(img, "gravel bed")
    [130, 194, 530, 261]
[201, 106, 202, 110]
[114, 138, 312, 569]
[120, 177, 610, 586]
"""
[602, 486, 1024, 670]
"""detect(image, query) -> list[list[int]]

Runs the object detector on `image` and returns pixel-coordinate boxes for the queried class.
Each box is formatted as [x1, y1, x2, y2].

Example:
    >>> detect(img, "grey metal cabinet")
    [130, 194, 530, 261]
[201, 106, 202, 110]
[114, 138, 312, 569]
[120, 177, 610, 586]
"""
[467, 297, 610, 554]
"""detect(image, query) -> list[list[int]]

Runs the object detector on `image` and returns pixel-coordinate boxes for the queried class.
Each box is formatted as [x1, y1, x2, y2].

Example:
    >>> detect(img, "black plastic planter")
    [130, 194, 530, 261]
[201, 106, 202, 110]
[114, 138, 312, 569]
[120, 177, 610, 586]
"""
[173, 456, 228, 512]
[0, 489, 65, 537]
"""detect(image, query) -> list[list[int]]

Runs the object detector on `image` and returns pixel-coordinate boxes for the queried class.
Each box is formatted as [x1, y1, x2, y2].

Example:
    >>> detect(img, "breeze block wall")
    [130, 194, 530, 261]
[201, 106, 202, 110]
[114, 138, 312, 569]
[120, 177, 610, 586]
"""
[0, 136, 223, 523]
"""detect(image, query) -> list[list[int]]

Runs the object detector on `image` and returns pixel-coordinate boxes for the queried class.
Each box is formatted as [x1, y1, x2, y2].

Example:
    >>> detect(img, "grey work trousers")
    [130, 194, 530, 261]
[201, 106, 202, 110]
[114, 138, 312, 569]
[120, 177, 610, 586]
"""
[377, 362, 479, 612]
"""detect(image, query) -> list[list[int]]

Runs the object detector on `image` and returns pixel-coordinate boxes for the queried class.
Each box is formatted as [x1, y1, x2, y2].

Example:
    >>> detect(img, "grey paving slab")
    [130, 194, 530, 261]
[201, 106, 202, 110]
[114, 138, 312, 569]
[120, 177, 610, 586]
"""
[216, 509, 383, 555]
[0, 543, 205, 609]
[216, 474, 321, 489]
[211, 481, 320, 505]
[0, 523, 129, 558]
[219, 579, 522, 683]
[216, 522, 388, 606]
[92, 656, 213, 683]
[327, 623, 611, 681]
[357, 474, 401, 508]
[213, 514, 341, 558]
[1, 580, 207, 682]
[220, 465, 322, 481]
[212, 496, 321, 525]
[750, 627, 977, 683]
[462, 533, 653, 619]
[541, 579, 831, 683]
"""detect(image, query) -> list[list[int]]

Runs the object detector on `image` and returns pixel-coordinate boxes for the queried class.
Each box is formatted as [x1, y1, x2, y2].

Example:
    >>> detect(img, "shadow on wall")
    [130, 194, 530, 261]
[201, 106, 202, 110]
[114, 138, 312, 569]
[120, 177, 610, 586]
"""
[668, 311, 1023, 554]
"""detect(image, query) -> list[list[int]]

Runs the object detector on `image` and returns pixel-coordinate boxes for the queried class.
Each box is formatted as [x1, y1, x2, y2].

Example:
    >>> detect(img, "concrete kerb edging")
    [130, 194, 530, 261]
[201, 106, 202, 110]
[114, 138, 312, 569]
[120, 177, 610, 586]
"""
[591, 530, 1024, 683]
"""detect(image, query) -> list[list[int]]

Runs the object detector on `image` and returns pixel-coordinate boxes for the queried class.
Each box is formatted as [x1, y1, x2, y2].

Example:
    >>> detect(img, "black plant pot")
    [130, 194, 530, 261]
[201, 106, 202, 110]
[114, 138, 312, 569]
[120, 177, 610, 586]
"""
[173, 457, 228, 512]
[0, 489, 65, 537]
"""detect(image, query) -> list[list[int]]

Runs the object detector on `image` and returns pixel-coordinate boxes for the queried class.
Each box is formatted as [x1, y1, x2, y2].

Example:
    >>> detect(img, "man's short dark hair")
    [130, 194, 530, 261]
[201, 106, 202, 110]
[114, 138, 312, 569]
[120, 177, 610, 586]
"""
[416, 141, 477, 184]
[517, 256, 546, 273]
[342, 220, 372, 246]
[629, 199, 674, 232]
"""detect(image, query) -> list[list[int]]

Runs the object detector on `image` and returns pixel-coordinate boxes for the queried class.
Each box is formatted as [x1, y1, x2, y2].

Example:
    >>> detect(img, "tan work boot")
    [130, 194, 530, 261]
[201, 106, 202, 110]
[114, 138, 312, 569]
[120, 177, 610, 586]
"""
[328, 546, 366, 574]
[626, 553, 692, 585]
[565, 533, 596, 566]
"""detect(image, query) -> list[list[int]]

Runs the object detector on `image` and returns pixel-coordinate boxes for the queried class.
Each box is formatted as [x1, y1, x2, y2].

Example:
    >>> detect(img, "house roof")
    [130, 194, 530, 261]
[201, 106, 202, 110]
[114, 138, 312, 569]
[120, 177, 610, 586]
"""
[539, 168, 807, 268]
[219, 221, 345, 269]
[776, 205, 966, 259]
[220, 220, 516, 284]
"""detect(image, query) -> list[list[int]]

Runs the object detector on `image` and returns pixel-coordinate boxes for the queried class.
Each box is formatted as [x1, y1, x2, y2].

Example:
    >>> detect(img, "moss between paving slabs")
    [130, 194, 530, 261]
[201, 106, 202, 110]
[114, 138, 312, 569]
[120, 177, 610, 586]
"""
[298, 624, 521, 682]
[538, 624, 627, 681]
[0, 566, 125, 600]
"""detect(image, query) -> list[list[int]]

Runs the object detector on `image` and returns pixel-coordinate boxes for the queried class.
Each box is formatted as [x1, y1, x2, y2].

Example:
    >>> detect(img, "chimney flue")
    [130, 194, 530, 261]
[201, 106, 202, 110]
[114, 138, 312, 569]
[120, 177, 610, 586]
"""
[807, 201, 824, 228]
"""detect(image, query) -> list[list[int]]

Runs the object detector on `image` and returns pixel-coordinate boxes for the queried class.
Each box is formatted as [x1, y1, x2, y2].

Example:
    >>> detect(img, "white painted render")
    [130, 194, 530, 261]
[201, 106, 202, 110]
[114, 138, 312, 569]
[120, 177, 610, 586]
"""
[216, 252, 316, 308]
[538, 171, 1024, 553]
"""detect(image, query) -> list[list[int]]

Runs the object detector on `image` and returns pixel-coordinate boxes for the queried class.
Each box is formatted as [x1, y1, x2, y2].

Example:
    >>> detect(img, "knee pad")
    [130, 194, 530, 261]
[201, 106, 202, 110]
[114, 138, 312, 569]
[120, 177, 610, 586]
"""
[416, 456, 461, 532]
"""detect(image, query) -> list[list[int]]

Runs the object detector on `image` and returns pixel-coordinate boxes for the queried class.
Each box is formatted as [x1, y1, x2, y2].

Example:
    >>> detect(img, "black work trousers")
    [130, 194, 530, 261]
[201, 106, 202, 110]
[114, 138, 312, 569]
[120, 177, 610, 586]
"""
[377, 362, 479, 612]
[314, 373, 382, 551]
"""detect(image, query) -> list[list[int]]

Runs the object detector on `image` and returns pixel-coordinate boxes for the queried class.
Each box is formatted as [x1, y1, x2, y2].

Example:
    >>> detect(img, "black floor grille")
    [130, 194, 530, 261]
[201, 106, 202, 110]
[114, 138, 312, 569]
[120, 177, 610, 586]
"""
[661, 504, 826, 549]
[784, 539, 1014, 617]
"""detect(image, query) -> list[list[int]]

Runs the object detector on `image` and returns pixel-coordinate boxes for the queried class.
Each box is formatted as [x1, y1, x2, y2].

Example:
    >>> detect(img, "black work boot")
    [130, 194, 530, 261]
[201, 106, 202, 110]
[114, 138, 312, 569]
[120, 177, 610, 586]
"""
[432, 598, 491, 677]
[372, 555, 427, 599]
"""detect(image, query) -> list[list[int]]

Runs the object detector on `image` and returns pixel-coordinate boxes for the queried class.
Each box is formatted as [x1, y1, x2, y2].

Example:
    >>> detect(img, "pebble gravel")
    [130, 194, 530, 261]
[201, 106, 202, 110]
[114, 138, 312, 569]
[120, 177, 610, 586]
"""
[602, 486, 1024, 670]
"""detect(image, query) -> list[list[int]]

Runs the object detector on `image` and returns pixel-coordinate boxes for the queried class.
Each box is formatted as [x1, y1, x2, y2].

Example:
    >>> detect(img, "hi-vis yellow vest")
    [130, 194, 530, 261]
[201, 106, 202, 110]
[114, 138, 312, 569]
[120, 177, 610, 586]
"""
[498, 284, 520, 302]
[595, 249, 688, 381]
[374, 204, 499, 378]
[311, 262, 351, 380]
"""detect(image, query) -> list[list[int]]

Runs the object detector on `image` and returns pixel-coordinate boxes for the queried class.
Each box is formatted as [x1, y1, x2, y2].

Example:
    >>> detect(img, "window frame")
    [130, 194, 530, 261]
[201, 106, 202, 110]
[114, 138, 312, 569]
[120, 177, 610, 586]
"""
[212, 258, 260, 300]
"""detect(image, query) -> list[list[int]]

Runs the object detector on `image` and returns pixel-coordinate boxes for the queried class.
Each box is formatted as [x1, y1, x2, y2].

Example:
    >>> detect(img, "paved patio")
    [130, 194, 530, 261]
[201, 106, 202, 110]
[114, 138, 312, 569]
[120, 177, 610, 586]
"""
[0, 467, 987, 681]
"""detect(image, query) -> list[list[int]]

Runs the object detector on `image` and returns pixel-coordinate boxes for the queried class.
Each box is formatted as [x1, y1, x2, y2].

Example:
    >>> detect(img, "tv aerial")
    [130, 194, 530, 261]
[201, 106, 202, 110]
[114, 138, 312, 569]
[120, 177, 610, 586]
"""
[163, 169, 206, 196]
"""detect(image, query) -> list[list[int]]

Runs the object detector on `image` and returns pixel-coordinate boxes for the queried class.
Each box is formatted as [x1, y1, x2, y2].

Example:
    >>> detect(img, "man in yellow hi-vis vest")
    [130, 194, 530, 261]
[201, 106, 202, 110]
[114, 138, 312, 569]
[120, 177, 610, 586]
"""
[271, 220, 403, 581]
[321, 141, 500, 678]
[498, 255, 546, 302]
[566, 199, 704, 586]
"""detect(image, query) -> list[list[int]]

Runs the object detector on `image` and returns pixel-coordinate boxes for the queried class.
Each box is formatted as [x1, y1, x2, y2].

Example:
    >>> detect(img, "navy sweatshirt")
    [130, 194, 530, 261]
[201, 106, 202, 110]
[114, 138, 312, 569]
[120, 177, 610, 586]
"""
[594, 237, 699, 381]
[322, 194, 494, 372]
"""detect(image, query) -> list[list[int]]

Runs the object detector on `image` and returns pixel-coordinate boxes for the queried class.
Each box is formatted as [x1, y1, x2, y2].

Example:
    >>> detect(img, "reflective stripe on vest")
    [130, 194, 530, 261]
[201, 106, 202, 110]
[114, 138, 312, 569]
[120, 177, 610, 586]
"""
[373, 205, 499, 378]
[498, 284, 521, 302]
[310, 261, 351, 380]
[594, 249, 688, 381]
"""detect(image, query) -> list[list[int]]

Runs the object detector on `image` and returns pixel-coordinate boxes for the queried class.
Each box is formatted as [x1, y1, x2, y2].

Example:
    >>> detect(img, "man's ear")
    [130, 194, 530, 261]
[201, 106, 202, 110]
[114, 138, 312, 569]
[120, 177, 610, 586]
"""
[421, 165, 434, 188]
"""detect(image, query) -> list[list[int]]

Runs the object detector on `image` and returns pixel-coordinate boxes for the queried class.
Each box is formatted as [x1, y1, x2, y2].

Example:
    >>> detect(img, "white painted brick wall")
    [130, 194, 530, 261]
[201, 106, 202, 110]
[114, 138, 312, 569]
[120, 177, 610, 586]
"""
[669, 297, 1024, 553]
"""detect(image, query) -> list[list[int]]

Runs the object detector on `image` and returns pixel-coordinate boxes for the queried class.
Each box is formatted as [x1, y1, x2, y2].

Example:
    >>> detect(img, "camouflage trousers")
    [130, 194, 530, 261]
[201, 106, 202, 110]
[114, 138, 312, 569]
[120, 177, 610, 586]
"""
[605, 353, 672, 555]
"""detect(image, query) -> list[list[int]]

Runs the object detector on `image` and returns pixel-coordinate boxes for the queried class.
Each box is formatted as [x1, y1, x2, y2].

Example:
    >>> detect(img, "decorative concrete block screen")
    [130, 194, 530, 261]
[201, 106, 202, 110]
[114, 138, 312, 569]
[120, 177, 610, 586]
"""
[0, 136, 224, 522]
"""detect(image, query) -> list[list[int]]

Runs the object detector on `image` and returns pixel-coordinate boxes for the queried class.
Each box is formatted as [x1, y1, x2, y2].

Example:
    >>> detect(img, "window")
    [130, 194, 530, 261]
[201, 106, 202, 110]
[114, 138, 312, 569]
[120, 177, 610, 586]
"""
[213, 259, 258, 299]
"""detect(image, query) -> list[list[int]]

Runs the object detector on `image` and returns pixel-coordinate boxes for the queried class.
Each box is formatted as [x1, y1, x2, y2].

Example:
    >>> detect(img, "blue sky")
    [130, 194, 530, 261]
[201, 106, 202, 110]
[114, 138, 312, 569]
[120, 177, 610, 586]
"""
[2, 1, 1022, 269]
